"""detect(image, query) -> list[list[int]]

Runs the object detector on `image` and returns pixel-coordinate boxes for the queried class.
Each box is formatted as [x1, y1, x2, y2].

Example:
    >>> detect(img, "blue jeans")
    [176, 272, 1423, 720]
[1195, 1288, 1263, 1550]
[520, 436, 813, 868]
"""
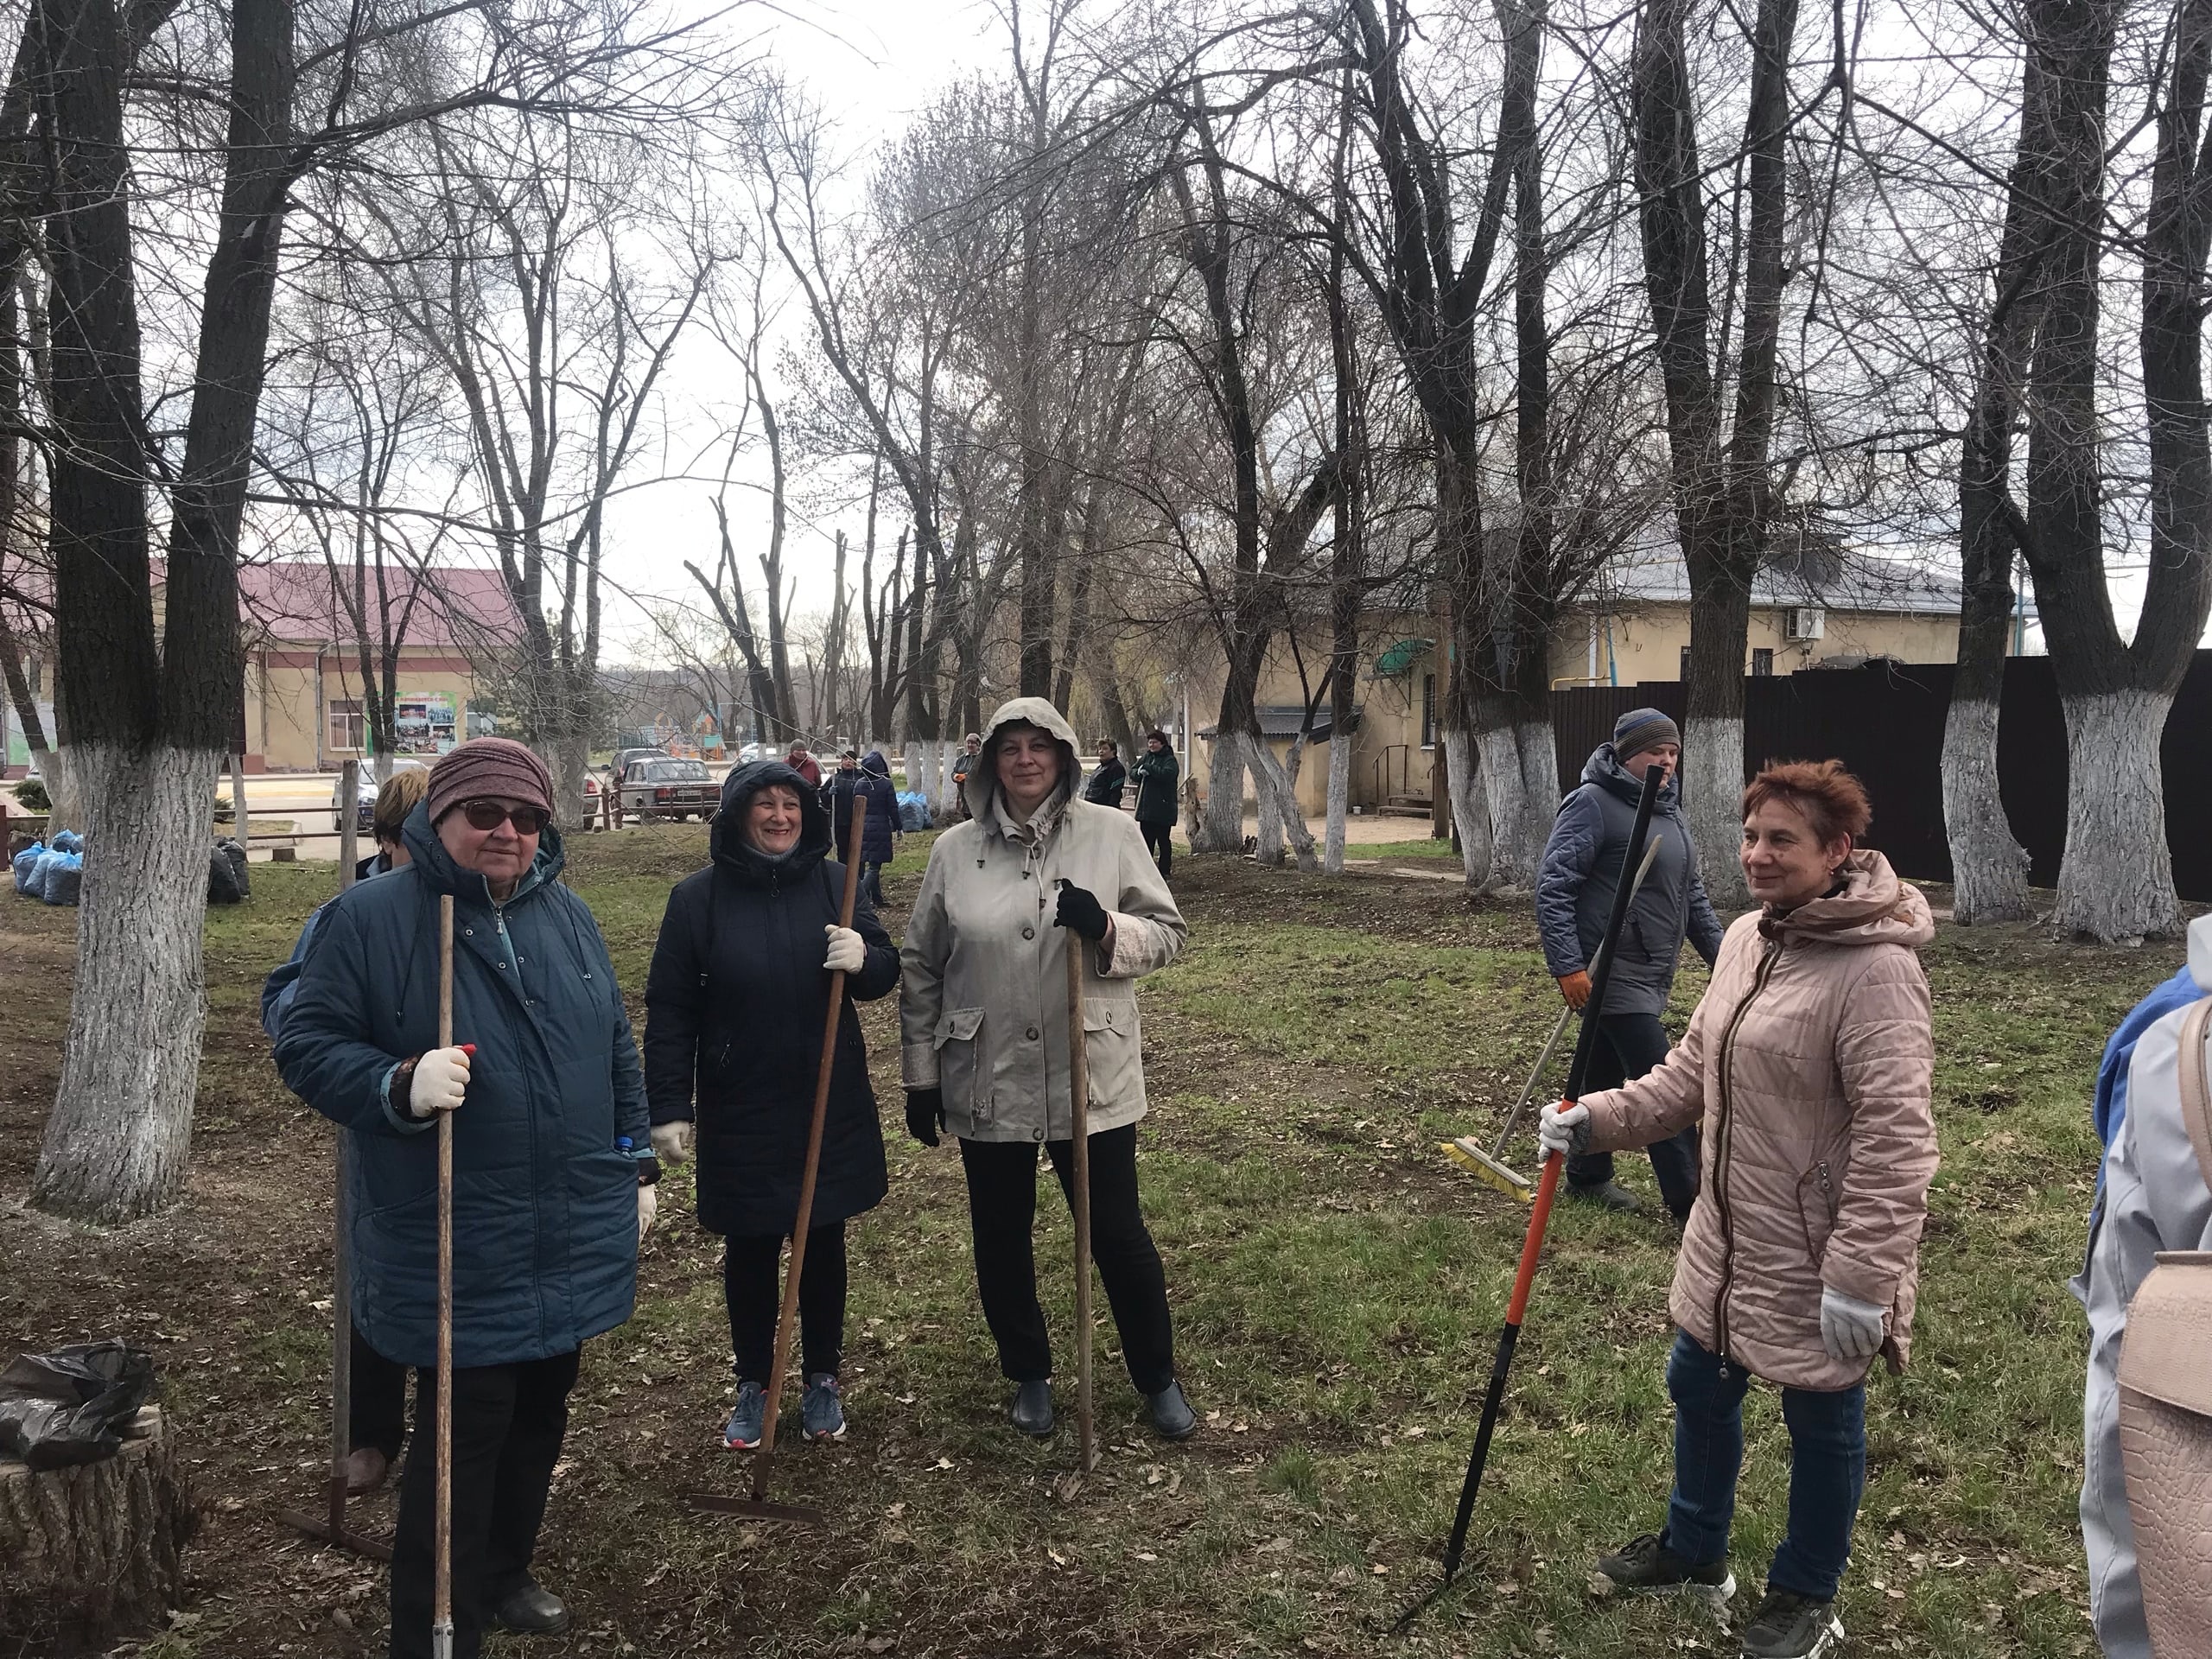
[1662, 1329, 1866, 1601]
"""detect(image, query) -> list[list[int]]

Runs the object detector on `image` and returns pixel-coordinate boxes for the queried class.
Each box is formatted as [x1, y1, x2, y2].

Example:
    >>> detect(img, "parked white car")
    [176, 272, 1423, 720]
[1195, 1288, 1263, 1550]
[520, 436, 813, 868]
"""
[618, 756, 716, 822]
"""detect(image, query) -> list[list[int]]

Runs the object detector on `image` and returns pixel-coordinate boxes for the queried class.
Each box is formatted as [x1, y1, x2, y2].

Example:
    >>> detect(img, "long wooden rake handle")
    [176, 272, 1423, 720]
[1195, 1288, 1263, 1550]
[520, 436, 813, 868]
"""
[434, 894, 454, 1659]
[751, 795, 869, 1500]
[1066, 916, 1096, 1476]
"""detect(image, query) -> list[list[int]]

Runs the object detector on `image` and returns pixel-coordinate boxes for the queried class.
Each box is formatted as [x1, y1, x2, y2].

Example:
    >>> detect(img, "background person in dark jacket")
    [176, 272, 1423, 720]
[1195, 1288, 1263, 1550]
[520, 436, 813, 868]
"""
[856, 750, 899, 906]
[1128, 730, 1179, 876]
[1535, 708, 1724, 1219]
[263, 766, 429, 1500]
[273, 737, 650, 1656]
[824, 750, 861, 859]
[645, 760, 899, 1448]
[1084, 739, 1128, 806]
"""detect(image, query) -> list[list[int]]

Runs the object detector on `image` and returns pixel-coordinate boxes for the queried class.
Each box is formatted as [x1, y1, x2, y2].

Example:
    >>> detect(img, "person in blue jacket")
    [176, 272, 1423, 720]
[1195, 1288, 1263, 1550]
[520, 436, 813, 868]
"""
[1535, 709, 1725, 1220]
[273, 737, 650, 1658]
[855, 749, 900, 906]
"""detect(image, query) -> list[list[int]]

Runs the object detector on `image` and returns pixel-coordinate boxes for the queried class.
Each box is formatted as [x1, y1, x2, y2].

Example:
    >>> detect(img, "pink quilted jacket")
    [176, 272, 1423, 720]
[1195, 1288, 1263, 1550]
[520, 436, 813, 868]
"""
[1580, 850, 1938, 1391]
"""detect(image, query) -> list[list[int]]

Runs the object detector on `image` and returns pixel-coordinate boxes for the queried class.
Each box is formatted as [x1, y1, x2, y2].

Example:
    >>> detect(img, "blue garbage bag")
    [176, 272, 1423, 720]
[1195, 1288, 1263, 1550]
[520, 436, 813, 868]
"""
[896, 791, 933, 833]
[10, 840, 43, 895]
[50, 829, 82, 855]
[41, 849, 82, 906]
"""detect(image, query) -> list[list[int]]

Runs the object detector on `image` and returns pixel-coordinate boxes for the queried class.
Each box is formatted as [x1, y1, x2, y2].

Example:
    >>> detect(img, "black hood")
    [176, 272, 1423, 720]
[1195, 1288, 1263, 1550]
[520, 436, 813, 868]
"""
[712, 759, 830, 885]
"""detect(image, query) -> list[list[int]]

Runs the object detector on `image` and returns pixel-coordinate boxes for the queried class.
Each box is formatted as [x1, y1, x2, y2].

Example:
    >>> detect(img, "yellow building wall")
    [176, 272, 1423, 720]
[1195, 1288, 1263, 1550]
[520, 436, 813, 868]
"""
[1191, 602, 1969, 818]
[1548, 607, 1962, 687]
[249, 652, 484, 771]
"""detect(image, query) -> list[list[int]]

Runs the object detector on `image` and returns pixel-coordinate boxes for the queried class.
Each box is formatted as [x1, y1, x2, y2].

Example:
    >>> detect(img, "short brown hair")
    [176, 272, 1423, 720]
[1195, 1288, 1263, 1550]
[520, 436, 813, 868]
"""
[1740, 759, 1871, 846]
[372, 767, 430, 844]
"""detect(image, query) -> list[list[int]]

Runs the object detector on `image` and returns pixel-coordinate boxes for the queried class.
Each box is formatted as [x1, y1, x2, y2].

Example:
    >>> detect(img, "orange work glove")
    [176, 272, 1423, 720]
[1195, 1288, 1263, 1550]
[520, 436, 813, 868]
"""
[1557, 970, 1592, 1010]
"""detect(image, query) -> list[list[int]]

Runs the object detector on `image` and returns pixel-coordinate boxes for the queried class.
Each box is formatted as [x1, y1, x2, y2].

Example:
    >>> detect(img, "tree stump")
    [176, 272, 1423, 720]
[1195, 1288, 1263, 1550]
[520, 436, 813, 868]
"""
[0, 1408, 196, 1656]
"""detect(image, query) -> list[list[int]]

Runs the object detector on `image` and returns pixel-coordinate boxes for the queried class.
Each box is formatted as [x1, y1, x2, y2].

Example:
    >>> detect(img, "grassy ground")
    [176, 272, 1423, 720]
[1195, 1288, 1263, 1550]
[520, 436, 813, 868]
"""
[0, 827, 2156, 1657]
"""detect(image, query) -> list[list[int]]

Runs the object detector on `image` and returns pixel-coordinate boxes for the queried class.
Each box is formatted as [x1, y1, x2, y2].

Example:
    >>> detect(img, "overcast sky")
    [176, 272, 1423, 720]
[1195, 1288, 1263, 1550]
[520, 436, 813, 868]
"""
[594, 0, 995, 664]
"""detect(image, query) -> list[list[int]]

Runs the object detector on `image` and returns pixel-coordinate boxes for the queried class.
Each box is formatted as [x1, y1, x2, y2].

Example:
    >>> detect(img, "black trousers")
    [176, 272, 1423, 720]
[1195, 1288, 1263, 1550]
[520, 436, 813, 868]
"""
[724, 1222, 848, 1384]
[350, 1322, 411, 1461]
[1140, 821, 1173, 875]
[958, 1124, 1176, 1395]
[1567, 1010, 1701, 1221]
[389, 1350, 580, 1659]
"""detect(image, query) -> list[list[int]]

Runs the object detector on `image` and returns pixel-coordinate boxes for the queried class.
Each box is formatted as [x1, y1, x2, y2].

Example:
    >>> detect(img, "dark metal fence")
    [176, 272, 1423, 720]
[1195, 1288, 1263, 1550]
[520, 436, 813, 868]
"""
[1552, 652, 2212, 900]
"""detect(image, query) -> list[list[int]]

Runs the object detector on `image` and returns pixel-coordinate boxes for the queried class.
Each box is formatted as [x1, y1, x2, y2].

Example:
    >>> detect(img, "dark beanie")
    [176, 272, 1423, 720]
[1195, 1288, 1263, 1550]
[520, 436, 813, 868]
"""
[426, 736, 555, 824]
[1612, 708, 1681, 762]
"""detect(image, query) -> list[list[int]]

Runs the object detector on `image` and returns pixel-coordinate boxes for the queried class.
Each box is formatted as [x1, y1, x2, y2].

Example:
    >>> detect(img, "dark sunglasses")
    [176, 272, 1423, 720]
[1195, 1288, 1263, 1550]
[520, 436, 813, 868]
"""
[459, 799, 550, 835]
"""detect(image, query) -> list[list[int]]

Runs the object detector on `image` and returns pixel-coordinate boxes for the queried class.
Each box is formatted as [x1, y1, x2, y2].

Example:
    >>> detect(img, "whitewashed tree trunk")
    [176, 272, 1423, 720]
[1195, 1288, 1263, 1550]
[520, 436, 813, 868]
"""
[1443, 728, 1494, 889]
[226, 754, 250, 837]
[1253, 737, 1319, 871]
[1681, 714, 1749, 909]
[903, 741, 925, 802]
[39, 747, 79, 836]
[1193, 730, 1249, 853]
[33, 743, 222, 1224]
[935, 740, 961, 818]
[2053, 689, 2184, 943]
[1939, 693, 2033, 924]
[1472, 704, 1557, 891]
[1255, 748, 1283, 866]
[1323, 728, 1351, 875]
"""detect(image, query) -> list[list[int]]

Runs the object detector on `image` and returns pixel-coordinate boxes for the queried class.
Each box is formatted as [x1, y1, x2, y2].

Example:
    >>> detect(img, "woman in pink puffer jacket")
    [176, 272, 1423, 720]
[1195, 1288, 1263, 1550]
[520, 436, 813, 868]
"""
[1540, 760, 1937, 1659]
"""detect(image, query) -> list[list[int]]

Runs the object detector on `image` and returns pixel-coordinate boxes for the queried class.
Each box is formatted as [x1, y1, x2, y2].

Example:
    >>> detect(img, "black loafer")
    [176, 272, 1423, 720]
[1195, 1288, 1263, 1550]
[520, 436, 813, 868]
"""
[488, 1578, 570, 1636]
[1567, 1179, 1644, 1214]
[1147, 1379, 1198, 1440]
[1010, 1379, 1054, 1437]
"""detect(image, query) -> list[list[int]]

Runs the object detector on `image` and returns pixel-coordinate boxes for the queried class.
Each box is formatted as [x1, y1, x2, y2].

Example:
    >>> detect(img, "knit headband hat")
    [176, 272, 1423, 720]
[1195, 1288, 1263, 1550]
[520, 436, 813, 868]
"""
[1612, 708, 1681, 763]
[425, 736, 554, 825]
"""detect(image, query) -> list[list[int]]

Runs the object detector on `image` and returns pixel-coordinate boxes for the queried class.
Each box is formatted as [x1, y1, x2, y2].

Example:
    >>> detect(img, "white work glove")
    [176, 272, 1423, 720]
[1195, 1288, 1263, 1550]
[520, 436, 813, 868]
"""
[824, 924, 866, 975]
[408, 1045, 473, 1119]
[1536, 1098, 1591, 1160]
[650, 1121, 692, 1165]
[1819, 1286, 1888, 1362]
[638, 1183, 658, 1243]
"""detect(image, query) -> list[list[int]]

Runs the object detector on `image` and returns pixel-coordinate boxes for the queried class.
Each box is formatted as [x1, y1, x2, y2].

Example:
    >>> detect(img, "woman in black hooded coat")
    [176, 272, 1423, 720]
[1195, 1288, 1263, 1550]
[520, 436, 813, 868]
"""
[645, 760, 899, 1448]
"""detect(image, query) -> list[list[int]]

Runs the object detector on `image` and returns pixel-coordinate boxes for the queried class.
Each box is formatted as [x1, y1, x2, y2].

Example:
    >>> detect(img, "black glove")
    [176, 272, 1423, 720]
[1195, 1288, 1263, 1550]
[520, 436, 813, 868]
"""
[1053, 880, 1110, 942]
[906, 1088, 944, 1147]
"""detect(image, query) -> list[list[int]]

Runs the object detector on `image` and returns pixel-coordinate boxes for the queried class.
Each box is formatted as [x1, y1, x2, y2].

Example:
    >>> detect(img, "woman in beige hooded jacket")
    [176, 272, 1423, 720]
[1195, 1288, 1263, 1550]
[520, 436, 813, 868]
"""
[1540, 760, 1936, 1659]
[899, 698, 1194, 1440]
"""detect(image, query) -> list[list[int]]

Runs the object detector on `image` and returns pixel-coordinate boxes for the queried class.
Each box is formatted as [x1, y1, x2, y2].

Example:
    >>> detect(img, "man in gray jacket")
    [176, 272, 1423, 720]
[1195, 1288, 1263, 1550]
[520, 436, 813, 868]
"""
[2075, 914, 2212, 1659]
[1535, 709, 1725, 1219]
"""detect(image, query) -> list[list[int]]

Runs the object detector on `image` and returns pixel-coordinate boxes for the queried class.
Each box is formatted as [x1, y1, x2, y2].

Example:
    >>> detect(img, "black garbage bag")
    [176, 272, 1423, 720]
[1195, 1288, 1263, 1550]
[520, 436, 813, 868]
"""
[207, 838, 248, 904]
[0, 1342, 155, 1471]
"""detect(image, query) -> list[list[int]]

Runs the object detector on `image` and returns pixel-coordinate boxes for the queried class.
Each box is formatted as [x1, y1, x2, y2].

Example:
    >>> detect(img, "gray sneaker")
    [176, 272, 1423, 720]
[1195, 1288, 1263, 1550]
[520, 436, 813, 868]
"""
[723, 1380, 766, 1450]
[801, 1373, 846, 1442]
[1591, 1532, 1735, 1604]
[1739, 1587, 1845, 1658]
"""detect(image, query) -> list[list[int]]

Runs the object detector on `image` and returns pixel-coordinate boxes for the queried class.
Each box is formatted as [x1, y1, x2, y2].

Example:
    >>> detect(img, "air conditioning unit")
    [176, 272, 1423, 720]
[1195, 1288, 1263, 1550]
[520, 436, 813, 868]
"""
[1784, 606, 1826, 642]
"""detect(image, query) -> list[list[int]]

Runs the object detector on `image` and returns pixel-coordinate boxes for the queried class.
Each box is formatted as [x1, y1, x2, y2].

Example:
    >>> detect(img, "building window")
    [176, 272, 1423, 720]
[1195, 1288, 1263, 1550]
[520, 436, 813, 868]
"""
[1679, 647, 1692, 681]
[1751, 648, 1775, 677]
[1421, 673, 1436, 749]
[328, 699, 365, 753]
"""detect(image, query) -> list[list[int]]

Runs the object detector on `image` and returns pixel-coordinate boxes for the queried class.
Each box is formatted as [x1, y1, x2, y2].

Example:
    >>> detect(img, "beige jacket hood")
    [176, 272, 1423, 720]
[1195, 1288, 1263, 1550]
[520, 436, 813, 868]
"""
[1580, 849, 1939, 1389]
[901, 698, 1187, 1142]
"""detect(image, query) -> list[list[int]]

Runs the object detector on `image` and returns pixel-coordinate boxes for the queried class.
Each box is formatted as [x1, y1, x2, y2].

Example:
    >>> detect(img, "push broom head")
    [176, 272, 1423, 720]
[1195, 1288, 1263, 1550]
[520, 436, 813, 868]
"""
[1440, 1136, 1534, 1203]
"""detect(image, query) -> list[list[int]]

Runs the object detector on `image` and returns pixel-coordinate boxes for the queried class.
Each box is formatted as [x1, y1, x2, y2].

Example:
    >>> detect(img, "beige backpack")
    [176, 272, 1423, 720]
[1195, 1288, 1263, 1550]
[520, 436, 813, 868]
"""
[2116, 995, 2212, 1656]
